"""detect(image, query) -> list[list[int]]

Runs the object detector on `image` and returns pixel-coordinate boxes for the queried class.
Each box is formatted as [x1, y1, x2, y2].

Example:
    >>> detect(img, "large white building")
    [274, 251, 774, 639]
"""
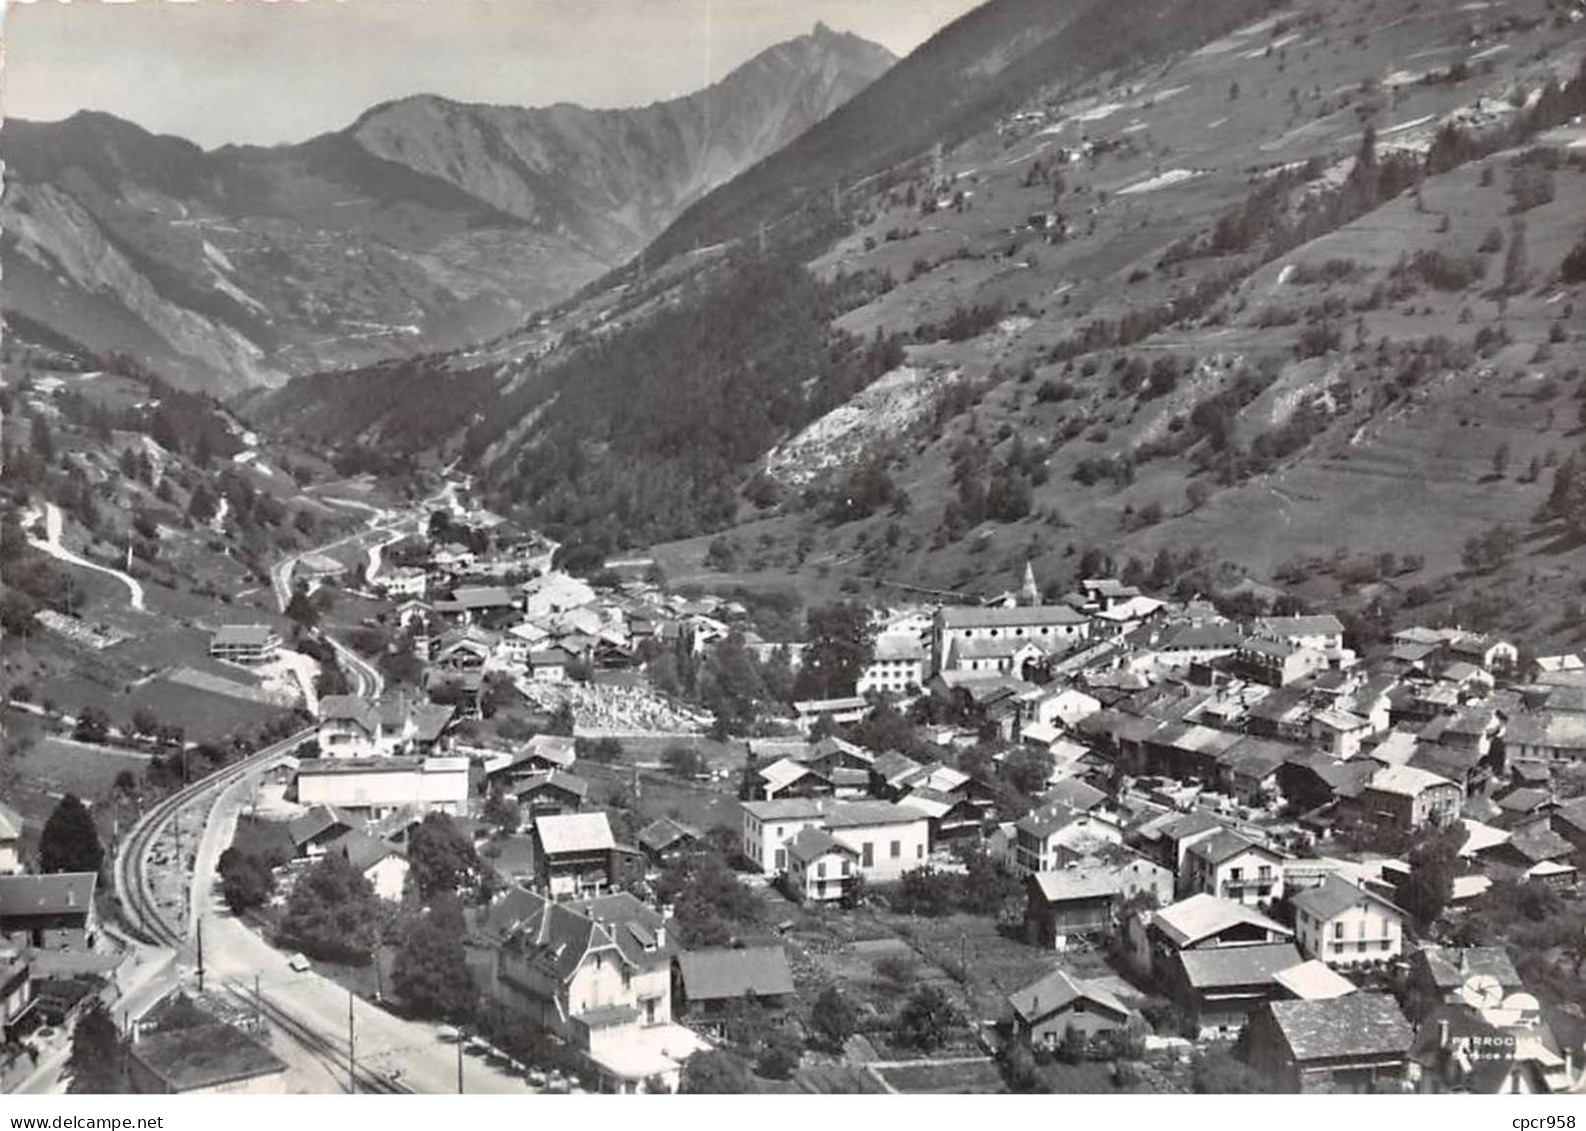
[932, 604, 1090, 676]
[856, 633, 928, 697]
[740, 798, 929, 883]
[294, 756, 469, 817]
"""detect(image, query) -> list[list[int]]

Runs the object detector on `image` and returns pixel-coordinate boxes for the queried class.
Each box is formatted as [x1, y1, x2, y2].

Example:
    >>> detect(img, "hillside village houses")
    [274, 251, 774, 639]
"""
[142, 491, 1586, 1093]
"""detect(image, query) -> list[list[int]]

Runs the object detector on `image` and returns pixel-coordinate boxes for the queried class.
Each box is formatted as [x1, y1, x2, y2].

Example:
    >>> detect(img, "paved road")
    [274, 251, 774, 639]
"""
[28, 502, 147, 611]
[194, 763, 532, 1094]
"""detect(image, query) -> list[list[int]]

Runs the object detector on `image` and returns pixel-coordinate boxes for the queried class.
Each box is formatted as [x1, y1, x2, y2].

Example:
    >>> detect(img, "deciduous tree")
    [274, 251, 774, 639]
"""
[40, 794, 103, 875]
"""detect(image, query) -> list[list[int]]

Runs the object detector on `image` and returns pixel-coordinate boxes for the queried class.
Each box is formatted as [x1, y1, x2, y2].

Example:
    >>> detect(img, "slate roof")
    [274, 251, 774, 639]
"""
[515, 770, 591, 801]
[1291, 877, 1402, 924]
[1015, 802, 1086, 840]
[520, 734, 577, 768]
[326, 828, 406, 874]
[1414, 945, 1522, 991]
[533, 812, 615, 855]
[1368, 763, 1455, 798]
[1506, 711, 1586, 751]
[741, 798, 827, 822]
[1028, 868, 1124, 904]
[676, 946, 795, 1002]
[1007, 967, 1130, 1024]
[871, 750, 925, 785]
[939, 605, 1089, 629]
[638, 816, 700, 855]
[129, 1022, 287, 1092]
[286, 805, 356, 848]
[873, 634, 928, 662]
[1179, 942, 1302, 989]
[824, 800, 925, 830]
[1264, 993, 1413, 1062]
[319, 694, 380, 733]
[1256, 615, 1344, 638]
[1185, 830, 1272, 867]
[0, 872, 96, 918]
[1505, 826, 1574, 863]
[787, 826, 854, 864]
[1039, 780, 1107, 812]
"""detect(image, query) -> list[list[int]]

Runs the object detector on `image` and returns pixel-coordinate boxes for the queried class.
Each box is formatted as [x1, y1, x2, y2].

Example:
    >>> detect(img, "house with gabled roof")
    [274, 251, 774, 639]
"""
[897, 787, 984, 848]
[514, 770, 590, 818]
[1407, 945, 1524, 1008]
[1248, 993, 1414, 1093]
[324, 829, 409, 902]
[784, 828, 858, 903]
[286, 805, 358, 858]
[1291, 877, 1406, 968]
[1181, 831, 1285, 907]
[475, 887, 703, 1092]
[532, 812, 617, 898]
[752, 758, 834, 802]
[1013, 802, 1124, 875]
[1171, 941, 1305, 1039]
[208, 623, 281, 665]
[0, 873, 98, 951]
[1141, 893, 1292, 977]
[637, 817, 701, 865]
[1348, 764, 1462, 832]
[1007, 966, 1134, 1050]
[1024, 853, 1172, 949]
[674, 946, 796, 1030]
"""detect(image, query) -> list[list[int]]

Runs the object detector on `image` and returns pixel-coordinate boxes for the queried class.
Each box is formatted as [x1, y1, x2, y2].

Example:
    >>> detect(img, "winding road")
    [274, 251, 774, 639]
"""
[27, 502, 147, 611]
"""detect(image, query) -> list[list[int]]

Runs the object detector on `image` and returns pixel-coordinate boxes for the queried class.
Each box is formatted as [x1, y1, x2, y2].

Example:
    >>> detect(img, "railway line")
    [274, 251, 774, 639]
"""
[114, 728, 313, 949]
[113, 725, 416, 1092]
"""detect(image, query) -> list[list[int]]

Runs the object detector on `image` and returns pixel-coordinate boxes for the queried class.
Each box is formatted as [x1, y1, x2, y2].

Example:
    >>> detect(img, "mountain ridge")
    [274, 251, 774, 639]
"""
[0, 24, 895, 393]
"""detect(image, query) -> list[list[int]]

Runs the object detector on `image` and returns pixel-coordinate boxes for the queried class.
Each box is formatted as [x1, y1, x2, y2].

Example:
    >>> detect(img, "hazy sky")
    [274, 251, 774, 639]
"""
[2, 0, 983, 149]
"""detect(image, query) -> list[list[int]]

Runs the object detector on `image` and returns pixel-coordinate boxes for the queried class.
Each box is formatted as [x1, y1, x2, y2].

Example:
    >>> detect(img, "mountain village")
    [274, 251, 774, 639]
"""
[7, 470, 1586, 1095]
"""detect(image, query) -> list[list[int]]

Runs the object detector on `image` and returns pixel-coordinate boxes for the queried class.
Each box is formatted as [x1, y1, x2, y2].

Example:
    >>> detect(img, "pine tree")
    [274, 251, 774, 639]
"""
[66, 1002, 122, 1093]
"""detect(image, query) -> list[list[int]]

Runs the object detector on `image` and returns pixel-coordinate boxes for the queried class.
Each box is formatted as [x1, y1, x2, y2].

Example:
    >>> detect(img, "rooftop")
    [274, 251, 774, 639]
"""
[129, 1021, 286, 1092]
[1152, 893, 1291, 948]
[1291, 876, 1402, 924]
[211, 624, 278, 647]
[1273, 959, 1358, 1001]
[534, 811, 615, 855]
[1007, 967, 1129, 1023]
[1265, 993, 1414, 1062]
[676, 946, 795, 1002]
[1179, 942, 1303, 989]
[0, 872, 96, 918]
[940, 605, 1089, 629]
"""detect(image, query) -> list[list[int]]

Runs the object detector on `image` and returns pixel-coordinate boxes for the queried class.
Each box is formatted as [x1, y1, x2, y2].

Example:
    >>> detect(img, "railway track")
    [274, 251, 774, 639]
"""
[114, 726, 414, 1093]
[219, 983, 412, 1094]
[114, 727, 312, 948]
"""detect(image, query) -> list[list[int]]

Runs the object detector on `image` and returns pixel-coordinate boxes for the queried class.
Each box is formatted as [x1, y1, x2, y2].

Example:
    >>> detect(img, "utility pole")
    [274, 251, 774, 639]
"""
[348, 989, 357, 1094]
[254, 974, 261, 1030]
[457, 1033, 464, 1094]
[196, 920, 206, 992]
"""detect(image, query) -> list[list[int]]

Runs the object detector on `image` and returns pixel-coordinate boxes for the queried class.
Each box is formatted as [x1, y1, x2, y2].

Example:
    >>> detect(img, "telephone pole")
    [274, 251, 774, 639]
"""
[457, 1033, 464, 1094]
[348, 989, 357, 1094]
[196, 920, 206, 992]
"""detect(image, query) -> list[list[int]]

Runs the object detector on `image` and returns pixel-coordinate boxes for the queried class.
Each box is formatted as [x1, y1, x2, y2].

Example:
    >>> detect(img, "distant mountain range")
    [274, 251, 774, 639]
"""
[0, 23, 894, 394]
